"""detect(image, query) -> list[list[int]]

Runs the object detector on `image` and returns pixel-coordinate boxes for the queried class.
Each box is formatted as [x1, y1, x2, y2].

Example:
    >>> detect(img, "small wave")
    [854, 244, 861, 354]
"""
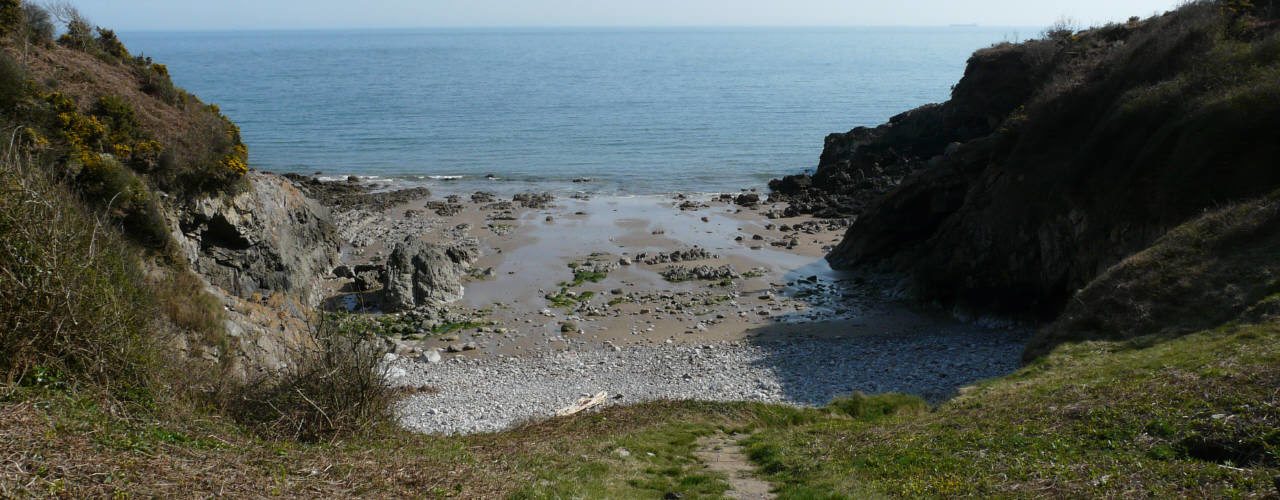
[426, 175, 465, 181]
[316, 174, 391, 183]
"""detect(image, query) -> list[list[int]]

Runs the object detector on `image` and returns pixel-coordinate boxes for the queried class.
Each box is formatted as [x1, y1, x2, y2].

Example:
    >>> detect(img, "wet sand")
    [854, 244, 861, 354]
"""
[311, 183, 1029, 434]
[325, 188, 874, 357]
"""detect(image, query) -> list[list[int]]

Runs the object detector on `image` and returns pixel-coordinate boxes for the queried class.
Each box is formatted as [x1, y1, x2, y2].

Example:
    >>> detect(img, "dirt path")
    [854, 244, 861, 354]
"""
[694, 433, 776, 500]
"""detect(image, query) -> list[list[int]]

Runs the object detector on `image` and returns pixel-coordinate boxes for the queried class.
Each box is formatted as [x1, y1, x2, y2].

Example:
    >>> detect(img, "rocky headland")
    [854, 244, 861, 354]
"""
[770, 6, 1280, 324]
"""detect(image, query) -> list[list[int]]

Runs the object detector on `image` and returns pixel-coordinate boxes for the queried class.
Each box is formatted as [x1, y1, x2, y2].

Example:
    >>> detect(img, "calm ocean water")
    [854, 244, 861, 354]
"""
[122, 27, 1024, 194]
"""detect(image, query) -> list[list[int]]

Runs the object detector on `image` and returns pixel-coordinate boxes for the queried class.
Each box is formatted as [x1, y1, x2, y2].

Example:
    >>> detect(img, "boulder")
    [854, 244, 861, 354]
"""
[353, 264, 385, 292]
[734, 193, 761, 207]
[383, 237, 481, 311]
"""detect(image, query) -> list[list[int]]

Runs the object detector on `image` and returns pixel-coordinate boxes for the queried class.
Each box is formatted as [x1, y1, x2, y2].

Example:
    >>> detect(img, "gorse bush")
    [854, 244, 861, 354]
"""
[14, 2, 250, 198]
[224, 315, 394, 442]
[133, 58, 180, 104]
[41, 91, 171, 247]
[0, 132, 161, 396]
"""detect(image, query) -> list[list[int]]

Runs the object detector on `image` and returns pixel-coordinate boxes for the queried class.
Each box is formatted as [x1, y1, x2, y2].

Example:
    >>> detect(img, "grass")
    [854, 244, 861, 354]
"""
[0, 395, 754, 498]
[742, 323, 1280, 498]
[6, 319, 1276, 497]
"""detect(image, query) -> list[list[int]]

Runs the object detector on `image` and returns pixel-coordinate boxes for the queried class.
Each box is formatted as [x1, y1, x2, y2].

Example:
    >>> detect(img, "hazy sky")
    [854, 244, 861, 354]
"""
[65, 0, 1183, 31]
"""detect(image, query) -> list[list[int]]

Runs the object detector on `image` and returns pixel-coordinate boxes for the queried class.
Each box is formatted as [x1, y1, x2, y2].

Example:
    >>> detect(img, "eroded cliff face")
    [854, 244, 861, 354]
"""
[780, 4, 1280, 317]
[175, 173, 340, 305]
[169, 173, 342, 379]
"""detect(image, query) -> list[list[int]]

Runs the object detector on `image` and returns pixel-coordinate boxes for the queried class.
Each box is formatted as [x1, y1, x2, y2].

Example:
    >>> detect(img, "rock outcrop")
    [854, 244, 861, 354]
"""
[173, 173, 342, 306]
[768, 37, 1049, 219]
[777, 4, 1280, 317]
[383, 237, 481, 311]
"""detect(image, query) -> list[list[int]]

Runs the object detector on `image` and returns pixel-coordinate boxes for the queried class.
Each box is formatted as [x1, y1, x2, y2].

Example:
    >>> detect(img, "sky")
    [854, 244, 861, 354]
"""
[64, 0, 1185, 31]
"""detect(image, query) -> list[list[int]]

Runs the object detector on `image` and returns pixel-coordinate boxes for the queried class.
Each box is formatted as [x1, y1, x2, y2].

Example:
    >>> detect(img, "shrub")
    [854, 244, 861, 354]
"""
[94, 27, 128, 60]
[73, 153, 169, 248]
[0, 0, 20, 37]
[0, 134, 162, 395]
[0, 51, 26, 113]
[56, 17, 91, 50]
[133, 59, 181, 104]
[1043, 16, 1079, 41]
[21, 3, 54, 44]
[827, 392, 928, 422]
[224, 315, 394, 442]
[93, 95, 142, 145]
[153, 266, 226, 344]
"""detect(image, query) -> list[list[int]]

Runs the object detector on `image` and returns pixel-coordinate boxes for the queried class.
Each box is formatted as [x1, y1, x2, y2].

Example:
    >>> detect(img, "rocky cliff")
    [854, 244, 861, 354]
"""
[168, 173, 341, 379]
[778, 2, 1280, 318]
[173, 172, 340, 306]
[1, 17, 347, 379]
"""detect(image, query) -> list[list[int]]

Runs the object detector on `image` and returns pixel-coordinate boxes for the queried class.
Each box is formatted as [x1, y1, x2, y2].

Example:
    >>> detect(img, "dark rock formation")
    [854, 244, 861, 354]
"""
[283, 173, 431, 212]
[769, 36, 1054, 220]
[383, 237, 481, 311]
[733, 193, 761, 207]
[1027, 191, 1280, 360]
[638, 248, 716, 265]
[174, 173, 341, 305]
[353, 264, 386, 292]
[513, 192, 555, 209]
[784, 4, 1280, 317]
[660, 265, 738, 282]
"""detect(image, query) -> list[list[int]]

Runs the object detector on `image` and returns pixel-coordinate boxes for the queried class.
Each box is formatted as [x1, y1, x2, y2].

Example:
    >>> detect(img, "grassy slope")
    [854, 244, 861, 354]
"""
[4, 319, 1276, 498]
[747, 324, 1279, 498]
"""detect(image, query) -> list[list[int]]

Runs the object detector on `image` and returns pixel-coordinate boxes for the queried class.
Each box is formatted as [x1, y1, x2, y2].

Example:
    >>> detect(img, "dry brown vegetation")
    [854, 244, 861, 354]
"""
[0, 137, 161, 394]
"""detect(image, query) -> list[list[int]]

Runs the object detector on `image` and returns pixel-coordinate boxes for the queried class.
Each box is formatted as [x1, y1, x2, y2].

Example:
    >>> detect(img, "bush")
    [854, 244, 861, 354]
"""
[0, 134, 161, 395]
[133, 59, 181, 105]
[0, 51, 26, 113]
[56, 17, 91, 50]
[0, 0, 20, 37]
[827, 392, 928, 422]
[153, 267, 226, 344]
[94, 27, 128, 60]
[73, 153, 170, 248]
[21, 3, 54, 44]
[224, 315, 394, 442]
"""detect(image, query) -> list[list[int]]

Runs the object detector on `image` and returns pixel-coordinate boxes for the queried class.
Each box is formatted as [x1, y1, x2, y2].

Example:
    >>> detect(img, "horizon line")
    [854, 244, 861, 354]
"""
[118, 23, 1045, 34]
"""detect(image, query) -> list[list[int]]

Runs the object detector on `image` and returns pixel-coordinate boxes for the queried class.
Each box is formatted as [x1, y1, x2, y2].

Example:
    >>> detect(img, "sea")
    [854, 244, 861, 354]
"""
[120, 27, 1027, 195]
